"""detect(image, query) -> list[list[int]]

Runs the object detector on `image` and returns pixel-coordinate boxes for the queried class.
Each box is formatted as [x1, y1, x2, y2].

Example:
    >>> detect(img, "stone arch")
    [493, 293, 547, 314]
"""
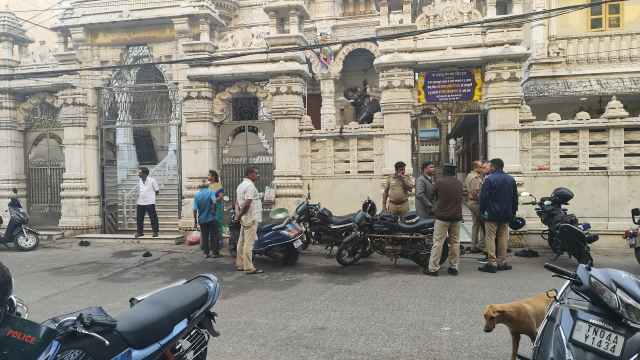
[304, 50, 323, 79]
[213, 81, 272, 123]
[222, 125, 273, 156]
[28, 131, 64, 156]
[330, 42, 380, 77]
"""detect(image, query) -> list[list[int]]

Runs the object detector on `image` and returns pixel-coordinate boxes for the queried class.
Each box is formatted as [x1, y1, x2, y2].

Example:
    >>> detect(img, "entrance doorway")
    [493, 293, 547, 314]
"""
[27, 132, 64, 227]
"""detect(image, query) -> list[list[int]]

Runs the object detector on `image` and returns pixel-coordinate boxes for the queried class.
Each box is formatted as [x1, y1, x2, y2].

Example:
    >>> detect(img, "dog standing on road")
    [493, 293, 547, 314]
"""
[483, 290, 557, 360]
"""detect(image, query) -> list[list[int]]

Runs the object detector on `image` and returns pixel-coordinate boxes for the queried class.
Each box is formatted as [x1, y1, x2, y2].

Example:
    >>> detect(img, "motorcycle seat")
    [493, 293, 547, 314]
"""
[396, 218, 435, 233]
[116, 279, 210, 349]
[329, 214, 354, 226]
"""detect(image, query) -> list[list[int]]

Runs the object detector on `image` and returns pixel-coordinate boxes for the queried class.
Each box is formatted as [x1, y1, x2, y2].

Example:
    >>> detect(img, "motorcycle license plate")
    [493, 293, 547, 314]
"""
[571, 320, 624, 357]
[293, 239, 303, 249]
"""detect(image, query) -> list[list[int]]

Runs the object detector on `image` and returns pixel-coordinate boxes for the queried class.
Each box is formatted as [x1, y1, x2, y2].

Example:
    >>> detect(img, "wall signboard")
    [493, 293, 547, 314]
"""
[416, 69, 483, 103]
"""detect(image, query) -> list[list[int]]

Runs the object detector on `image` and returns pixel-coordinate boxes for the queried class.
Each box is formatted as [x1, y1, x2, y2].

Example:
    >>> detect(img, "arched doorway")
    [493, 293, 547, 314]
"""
[27, 132, 65, 227]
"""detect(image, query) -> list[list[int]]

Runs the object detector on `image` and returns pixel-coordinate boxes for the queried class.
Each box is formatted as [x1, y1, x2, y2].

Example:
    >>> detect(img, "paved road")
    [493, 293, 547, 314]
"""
[1, 241, 638, 360]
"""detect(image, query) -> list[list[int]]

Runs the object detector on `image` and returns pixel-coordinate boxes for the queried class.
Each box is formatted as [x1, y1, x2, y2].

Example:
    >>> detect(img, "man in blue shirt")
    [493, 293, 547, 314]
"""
[193, 180, 220, 258]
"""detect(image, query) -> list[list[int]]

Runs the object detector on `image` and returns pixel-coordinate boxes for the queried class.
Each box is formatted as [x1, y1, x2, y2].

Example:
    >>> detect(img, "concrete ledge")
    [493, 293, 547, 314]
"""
[75, 233, 183, 246]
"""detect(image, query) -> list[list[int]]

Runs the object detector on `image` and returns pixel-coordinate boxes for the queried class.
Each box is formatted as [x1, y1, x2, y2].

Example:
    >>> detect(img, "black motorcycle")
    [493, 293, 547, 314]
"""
[295, 194, 378, 253]
[520, 187, 597, 265]
[1, 269, 221, 360]
[0, 206, 39, 251]
[623, 208, 640, 264]
[524, 250, 640, 359]
[335, 210, 448, 272]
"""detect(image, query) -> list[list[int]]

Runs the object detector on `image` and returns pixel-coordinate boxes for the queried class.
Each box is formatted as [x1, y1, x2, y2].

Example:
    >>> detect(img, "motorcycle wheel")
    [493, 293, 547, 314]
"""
[15, 230, 39, 251]
[282, 244, 300, 266]
[336, 234, 366, 266]
[635, 248, 640, 265]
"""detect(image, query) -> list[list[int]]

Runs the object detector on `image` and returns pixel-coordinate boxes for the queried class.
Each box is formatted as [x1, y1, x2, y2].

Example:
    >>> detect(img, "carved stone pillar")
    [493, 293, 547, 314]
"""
[530, 0, 547, 59]
[379, 68, 415, 175]
[0, 92, 26, 206]
[486, 0, 497, 17]
[57, 88, 101, 233]
[179, 82, 219, 229]
[483, 62, 524, 173]
[319, 75, 337, 129]
[173, 17, 193, 56]
[270, 76, 306, 210]
[379, 0, 389, 26]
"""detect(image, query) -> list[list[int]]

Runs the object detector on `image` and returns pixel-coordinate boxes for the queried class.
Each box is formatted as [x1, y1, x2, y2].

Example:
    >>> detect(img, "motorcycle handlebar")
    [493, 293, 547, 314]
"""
[544, 263, 577, 279]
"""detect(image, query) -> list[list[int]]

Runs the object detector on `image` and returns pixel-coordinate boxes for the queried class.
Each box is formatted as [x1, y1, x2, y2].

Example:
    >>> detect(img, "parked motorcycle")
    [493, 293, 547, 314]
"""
[228, 207, 304, 266]
[524, 254, 640, 359]
[335, 209, 448, 271]
[623, 208, 640, 264]
[0, 264, 221, 360]
[294, 191, 378, 253]
[0, 206, 39, 251]
[520, 187, 598, 265]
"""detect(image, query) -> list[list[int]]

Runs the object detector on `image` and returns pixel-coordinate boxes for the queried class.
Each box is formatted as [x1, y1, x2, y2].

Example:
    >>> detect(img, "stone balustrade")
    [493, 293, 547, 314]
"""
[547, 31, 640, 65]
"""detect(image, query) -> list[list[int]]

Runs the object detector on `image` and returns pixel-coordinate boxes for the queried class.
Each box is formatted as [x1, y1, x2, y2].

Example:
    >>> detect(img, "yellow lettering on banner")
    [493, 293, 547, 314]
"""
[89, 25, 176, 46]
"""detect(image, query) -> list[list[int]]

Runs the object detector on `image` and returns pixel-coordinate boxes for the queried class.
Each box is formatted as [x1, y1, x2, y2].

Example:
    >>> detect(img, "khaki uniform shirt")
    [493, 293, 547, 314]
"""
[463, 171, 483, 203]
[384, 175, 414, 205]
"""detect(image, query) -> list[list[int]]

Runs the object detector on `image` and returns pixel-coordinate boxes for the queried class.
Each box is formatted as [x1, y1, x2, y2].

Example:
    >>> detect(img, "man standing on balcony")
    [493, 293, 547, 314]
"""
[135, 167, 160, 238]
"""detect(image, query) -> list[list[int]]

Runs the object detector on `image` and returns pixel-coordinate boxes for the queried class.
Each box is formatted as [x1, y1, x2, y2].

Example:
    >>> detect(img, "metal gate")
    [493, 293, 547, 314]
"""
[219, 121, 274, 208]
[27, 132, 64, 227]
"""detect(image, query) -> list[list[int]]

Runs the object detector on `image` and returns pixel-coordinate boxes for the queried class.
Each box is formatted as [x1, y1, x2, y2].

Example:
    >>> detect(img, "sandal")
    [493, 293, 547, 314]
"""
[246, 269, 264, 275]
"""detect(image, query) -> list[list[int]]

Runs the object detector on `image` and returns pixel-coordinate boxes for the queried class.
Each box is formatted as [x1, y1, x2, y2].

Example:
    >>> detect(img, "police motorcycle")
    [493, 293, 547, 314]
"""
[0, 203, 39, 252]
[294, 186, 380, 253]
[520, 187, 598, 265]
[335, 201, 447, 272]
[521, 255, 640, 359]
[623, 208, 640, 265]
[0, 262, 221, 360]
[228, 205, 304, 266]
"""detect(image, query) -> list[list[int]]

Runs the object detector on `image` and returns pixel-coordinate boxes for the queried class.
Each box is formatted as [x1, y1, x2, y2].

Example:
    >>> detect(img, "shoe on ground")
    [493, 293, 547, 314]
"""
[246, 269, 264, 275]
[478, 264, 497, 273]
[478, 256, 489, 264]
[134, 233, 144, 238]
[152, 233, 159, 238]
[204, 253, 211, 259]
[498, 264, 513, 271]
[423, 269, 439, 276]
[212, 253, 222, 258]
[448, 268, 459, 276]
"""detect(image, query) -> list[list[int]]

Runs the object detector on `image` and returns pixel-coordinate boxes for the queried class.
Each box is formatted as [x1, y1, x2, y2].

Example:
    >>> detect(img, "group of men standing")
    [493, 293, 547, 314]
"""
[382, 158, 518, 276]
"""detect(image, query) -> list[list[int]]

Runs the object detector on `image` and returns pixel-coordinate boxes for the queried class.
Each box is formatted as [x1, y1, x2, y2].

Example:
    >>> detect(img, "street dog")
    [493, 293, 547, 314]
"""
[483, 289, 557, 360]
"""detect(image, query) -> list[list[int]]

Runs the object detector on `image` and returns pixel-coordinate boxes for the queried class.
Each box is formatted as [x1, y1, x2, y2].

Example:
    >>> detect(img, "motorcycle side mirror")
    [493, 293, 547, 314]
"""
[632, 208, 640, 225]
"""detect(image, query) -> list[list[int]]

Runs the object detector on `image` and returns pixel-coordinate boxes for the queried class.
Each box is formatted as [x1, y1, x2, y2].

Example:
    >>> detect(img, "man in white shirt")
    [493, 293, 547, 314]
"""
[235, 167, 263, 274]
[135, 167, 160, 238]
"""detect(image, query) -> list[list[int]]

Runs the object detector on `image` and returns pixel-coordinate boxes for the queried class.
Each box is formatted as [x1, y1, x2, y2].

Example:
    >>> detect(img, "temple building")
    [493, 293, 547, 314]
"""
[0, 0, 639, 244]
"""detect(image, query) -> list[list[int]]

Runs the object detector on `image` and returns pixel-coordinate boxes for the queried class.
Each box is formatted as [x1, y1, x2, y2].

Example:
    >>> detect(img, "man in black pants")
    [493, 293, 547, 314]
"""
[193, 180, 220, 258]
[135, 167, 160, 238]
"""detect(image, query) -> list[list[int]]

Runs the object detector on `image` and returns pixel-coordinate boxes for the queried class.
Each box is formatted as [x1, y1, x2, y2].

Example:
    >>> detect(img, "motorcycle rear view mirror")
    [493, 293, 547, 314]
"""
[632, 208, 640, 225]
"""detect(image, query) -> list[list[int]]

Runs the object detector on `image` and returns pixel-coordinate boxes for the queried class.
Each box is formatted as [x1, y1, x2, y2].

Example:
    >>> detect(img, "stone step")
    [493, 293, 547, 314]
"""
[75, 233, 183, 245]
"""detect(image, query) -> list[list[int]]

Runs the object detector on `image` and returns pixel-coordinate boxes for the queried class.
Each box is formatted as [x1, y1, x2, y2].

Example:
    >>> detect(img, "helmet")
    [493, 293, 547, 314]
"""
[509, 217, 526, 230]
[551, 187, 574, 204]
[0, 262, 13, 310]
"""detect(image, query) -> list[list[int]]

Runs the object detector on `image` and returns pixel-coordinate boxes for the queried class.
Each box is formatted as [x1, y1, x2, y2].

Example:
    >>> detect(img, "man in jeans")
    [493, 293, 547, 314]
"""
[464, 161, 486, 253]
[235, 167, 263, 275]
[478, 158, 518, 273]
[425, 164, 463, 276]
[135, 167, 160, 238]
[193, 179, 220, 258]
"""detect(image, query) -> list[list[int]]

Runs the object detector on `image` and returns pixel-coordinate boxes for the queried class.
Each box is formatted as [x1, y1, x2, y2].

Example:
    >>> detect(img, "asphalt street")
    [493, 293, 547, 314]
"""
[2, 241, 639, 360]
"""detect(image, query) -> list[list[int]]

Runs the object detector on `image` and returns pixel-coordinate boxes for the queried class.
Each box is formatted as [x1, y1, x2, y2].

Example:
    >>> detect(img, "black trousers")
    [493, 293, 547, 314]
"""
[200, 220, 220, 255]
[136, 204, 159, 234]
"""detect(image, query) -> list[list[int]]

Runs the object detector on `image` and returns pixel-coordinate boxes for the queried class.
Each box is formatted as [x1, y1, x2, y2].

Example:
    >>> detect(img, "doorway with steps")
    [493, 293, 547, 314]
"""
[98, 45, 182, 233]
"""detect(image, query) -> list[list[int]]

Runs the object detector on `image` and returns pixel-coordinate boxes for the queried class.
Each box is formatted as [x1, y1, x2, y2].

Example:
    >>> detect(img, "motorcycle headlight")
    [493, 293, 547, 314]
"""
[590, 276, 619, 311]
[616, 288, 640, 326]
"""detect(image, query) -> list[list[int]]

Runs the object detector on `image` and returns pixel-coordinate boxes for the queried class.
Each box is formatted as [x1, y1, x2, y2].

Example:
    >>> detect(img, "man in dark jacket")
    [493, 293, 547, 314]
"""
[478, 158, 518, 273]
[425, 164, 463, 276]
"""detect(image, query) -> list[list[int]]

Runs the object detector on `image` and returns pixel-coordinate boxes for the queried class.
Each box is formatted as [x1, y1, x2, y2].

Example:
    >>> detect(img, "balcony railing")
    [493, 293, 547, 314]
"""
[548, 31, 640, 65]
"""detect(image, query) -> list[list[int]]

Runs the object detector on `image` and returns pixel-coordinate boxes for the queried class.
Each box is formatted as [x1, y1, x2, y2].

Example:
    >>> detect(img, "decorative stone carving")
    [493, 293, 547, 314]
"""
[546, 113, 561, 122]
[519, 103, 536, 123]
[416, 0, 482, 29]
[484, 63, 523, 83]
[213, 81, 272, 123]
[330, 42, 380, 77]
[268, 77, 306, 96]
[603, 96, 629, 119]
[57, 88, 89, 127]
[379, 68, 414, 90]
[574, 111, 591, 121]
[523, 77, 640, 98]
[218, 27, 270, 50]
[17, 93, 60, 127]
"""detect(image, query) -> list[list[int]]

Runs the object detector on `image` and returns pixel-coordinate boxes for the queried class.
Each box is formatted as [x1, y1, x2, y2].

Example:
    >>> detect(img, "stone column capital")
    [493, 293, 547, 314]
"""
[379, 68, 415, 90]
[57, 88, 89, 127]
[268, 76, 306, 96]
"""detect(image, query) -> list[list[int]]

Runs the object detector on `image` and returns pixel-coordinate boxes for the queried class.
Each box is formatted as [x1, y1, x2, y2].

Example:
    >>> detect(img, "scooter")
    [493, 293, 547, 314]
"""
[623, 208, 640, 264]
[0, 206, 39, 251]
[229, 207, 304, 266]
[0, 266, 222, 360]
[521, 236, 640, 359]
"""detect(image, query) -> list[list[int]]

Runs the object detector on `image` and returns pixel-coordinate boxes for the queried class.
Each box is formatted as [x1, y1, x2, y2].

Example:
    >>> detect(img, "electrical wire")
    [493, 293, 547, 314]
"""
[0, 0, 627, 81]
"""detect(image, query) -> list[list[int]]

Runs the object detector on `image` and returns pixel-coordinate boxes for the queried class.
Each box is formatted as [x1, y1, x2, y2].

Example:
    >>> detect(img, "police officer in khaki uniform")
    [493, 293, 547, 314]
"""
[382, 161, 414, 216]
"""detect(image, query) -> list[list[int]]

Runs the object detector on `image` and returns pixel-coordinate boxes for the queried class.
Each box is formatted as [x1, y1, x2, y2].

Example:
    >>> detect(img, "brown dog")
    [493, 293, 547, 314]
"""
[483, 290, 557, 360]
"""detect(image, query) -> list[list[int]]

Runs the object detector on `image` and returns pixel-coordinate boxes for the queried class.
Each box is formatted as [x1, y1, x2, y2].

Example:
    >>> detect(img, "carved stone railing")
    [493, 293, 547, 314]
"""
[547, 31, 640, 65]
[519, 97, 640, 173]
